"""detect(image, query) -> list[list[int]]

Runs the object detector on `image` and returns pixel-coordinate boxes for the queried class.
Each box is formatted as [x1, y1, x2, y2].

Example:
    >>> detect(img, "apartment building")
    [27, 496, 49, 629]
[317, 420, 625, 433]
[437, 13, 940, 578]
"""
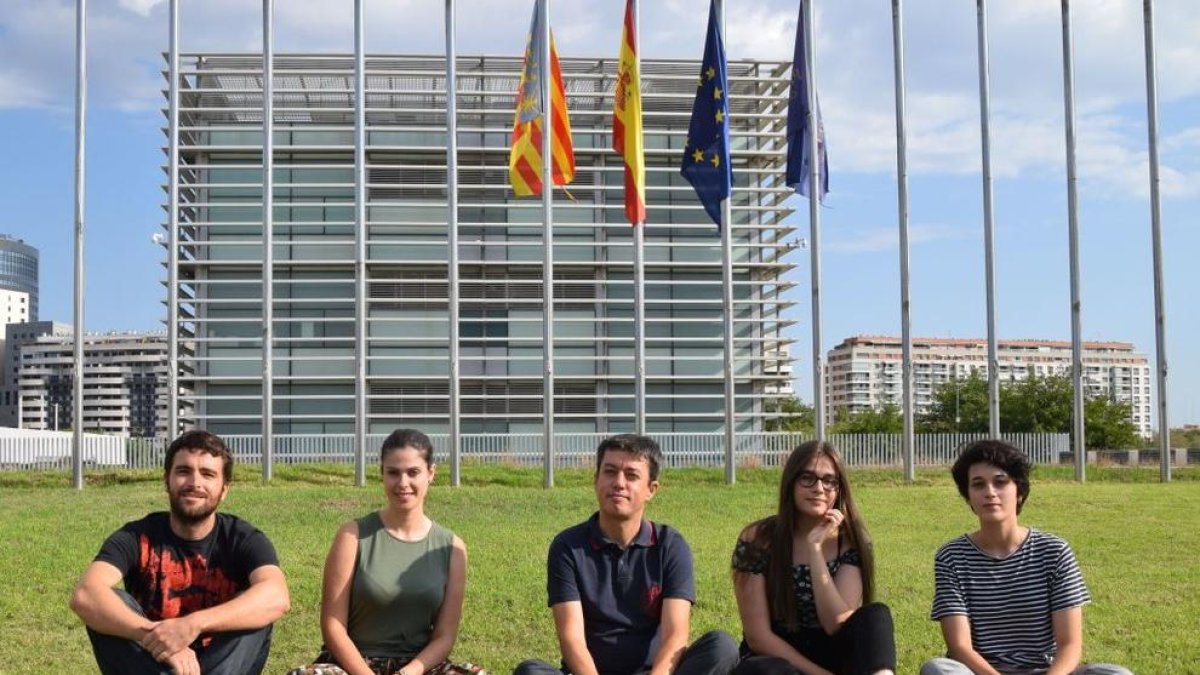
[825, 335, 1152, 436]
[15, 329, 170, 437]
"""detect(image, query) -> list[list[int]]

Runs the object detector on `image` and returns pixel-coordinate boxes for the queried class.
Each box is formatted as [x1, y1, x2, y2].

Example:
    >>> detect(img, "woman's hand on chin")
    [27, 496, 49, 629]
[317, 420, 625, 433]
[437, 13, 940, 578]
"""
[804, 508, 844, 550]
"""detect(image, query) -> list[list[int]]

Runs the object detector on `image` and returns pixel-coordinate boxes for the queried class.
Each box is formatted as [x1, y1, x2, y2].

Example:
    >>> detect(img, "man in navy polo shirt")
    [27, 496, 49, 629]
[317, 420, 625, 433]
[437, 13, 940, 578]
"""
[514, 434, 737, 675]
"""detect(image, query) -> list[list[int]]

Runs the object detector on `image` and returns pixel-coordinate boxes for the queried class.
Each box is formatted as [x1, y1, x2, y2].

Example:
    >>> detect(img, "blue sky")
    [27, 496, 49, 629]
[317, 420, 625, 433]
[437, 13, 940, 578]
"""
[1, 0, 1197, 427]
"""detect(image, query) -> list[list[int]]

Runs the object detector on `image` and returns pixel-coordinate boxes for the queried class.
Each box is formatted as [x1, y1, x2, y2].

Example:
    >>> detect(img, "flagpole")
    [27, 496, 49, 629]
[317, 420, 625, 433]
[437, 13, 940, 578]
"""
[1141, 0, 1170, 483]
[634, 224, 646, 436]
[803, 0, 825, 442]
[446, 0, 462, 485]
[721, 198, 736, 482]
[1060, 0, 1085, 482]
[632, 0, 646, 437]
[72, 0, 87, 490]
[541, 0, 556, 489]
[891, 0, 914, 480]
[354, 0, 367, 487]
[261, 0, 275, 481]
[714, 0, 735, 483]
[168, 0, 180, 444]
[975, 0, 1001, 438]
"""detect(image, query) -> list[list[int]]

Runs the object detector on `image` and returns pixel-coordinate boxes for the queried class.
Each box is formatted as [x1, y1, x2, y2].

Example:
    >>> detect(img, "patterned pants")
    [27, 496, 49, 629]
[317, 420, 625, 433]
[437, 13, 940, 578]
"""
[288, 651, 488, 675]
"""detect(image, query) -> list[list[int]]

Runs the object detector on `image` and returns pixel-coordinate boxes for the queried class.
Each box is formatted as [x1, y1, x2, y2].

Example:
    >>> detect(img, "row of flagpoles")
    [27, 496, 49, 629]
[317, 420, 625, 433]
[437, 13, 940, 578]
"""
[508, 0, 830, 485]
[68, 0, 1173, 488]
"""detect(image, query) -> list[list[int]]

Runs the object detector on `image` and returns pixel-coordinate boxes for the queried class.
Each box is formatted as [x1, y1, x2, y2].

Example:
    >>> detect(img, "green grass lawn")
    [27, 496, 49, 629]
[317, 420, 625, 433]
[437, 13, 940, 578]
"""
[1, 465, 1196, 674]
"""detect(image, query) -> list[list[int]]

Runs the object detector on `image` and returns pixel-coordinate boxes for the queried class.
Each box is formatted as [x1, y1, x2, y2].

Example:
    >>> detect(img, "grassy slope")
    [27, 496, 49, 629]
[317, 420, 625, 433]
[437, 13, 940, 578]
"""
[1, 465, 1195, 673]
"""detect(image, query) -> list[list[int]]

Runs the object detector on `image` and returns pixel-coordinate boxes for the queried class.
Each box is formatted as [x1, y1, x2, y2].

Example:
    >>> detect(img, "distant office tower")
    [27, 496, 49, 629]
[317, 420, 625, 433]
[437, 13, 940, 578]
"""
[164, 53, 796, 436]
[825, 336, 1152, 437]
[0, 291, 34, 426]
[14, 328, 170, 436]
[0, 235, 38, 322]
[0, 235, 37, 426]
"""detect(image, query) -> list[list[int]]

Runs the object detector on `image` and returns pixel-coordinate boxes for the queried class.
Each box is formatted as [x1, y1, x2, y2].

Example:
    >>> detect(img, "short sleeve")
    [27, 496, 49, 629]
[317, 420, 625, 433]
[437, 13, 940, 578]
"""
[731, 538, 768, 575]
[838, 547, 862, 568]
[237, 529, 280, 574]
[546, 533, 579, 606]
[1048, 542, 1091, 613]
[94, 524, 139, 576]
[930, 546, 968, 620]
[660, 526, 695, 602]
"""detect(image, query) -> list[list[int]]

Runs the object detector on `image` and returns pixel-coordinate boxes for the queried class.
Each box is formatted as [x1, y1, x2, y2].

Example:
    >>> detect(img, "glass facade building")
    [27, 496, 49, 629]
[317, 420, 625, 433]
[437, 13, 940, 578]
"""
[0, 235, 38, 322]
[166, 53, 797, 436]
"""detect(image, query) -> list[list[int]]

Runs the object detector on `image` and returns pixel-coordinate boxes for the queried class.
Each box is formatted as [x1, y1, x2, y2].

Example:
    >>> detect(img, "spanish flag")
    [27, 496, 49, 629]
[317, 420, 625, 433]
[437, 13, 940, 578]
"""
[612, 0, 645, 225]
[509, 0, 575, 197]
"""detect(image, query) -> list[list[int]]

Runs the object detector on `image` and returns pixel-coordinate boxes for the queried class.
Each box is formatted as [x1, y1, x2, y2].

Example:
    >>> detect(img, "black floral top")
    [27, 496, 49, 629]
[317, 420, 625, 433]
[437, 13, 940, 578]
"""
[732, 538, 861, 630]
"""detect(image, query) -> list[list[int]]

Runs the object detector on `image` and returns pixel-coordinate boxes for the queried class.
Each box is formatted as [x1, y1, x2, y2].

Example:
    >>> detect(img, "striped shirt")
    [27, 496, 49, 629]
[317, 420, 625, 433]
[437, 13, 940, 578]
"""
[930, 529, 1091, 671]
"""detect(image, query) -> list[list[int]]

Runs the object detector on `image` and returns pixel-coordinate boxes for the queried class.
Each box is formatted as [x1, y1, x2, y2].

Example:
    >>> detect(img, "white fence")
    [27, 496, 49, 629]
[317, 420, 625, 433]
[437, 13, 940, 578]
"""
[0, 431, 1069, 471]
[0, 430, 126, 468]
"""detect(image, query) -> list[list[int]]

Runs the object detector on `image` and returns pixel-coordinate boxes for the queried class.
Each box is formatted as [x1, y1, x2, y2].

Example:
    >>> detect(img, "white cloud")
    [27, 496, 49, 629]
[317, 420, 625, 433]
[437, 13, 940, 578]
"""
[725, 4, 796, 60]
[827, 223, 970, 254]
[0, 0, 1196, 199]
[1164, 127, 1200, 153]
[117, 0, 163, 18]
[1075, 114, 1200, 200]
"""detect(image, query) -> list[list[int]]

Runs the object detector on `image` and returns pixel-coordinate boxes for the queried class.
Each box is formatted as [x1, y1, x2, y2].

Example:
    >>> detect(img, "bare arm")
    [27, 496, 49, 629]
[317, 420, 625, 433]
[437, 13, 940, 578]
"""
[552, 601, 600, 675]
[648, 597, 691, 675]
[402, 536, 468, 675]
[939, 615, 1002, 675]
[319, 521, 376, 675]
[1045, 606, 1084, 675]
[69, 560, 156, 641]
[803, 510, 861, 635]
[139, 562, 290, 660]
[733, 568, 831, 675]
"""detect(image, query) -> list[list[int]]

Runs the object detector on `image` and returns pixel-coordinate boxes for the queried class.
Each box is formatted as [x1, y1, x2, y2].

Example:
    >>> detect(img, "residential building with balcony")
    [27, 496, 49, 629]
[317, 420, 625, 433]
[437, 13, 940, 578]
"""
[15, 329, 170, 436]
[824, 335, 1152, 436]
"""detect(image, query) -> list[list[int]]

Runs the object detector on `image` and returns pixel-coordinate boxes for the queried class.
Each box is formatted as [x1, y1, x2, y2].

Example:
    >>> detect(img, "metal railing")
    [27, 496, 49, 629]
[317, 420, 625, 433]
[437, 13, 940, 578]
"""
[0, 430, 1072, 472]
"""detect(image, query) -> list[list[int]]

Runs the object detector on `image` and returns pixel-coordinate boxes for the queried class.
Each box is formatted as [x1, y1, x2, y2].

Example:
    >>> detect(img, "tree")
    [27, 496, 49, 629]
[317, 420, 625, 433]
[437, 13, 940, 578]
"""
[999, 373, 1074, 433]
[918, 371, 990, 433]
[830, 403, 904, 434]
[764, 396, 814, 434]
[1084, 397, 1139, 450]
[1169, 426, 1200, 449]
[920, 371, 1144, 449]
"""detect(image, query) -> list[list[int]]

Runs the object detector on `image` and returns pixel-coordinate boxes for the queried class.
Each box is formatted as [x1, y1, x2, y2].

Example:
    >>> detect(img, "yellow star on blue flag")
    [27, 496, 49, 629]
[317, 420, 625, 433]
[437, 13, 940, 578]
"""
[680, 0, 732, 230]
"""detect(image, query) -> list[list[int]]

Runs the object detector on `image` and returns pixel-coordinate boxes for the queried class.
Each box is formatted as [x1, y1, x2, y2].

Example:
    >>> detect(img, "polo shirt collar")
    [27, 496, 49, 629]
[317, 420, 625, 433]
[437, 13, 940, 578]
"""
[587, 512, 656, 550]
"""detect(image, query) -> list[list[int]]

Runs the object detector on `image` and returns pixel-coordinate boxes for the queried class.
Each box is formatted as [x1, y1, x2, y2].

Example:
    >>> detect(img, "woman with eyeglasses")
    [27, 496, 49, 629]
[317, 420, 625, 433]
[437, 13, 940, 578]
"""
[730, 441, 896, 675]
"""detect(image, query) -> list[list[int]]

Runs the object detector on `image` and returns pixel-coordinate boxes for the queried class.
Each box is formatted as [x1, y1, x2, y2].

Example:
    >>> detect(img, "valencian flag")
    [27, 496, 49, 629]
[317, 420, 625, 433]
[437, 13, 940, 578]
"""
[681, 0, 732, 228]
[613, 0, 645, 225]
[509, 0, 575, 196]
[786, 1, 828, 200]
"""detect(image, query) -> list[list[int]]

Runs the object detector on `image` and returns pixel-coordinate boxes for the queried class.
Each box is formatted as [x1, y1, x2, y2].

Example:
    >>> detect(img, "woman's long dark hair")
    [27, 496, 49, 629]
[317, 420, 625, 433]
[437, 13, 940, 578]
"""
[753, 441, 875, 629]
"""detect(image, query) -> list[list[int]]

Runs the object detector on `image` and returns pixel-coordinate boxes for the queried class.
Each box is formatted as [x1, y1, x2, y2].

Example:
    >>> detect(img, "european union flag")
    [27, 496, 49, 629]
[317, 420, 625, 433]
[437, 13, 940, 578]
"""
[786, 2, 828, 201]
[681, 0, 732, 229]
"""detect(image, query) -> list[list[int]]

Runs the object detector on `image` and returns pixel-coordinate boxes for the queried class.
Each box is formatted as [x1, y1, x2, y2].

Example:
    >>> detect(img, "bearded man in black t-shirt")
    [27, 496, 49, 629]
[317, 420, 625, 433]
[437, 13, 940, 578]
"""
[70, 430, 291, 675]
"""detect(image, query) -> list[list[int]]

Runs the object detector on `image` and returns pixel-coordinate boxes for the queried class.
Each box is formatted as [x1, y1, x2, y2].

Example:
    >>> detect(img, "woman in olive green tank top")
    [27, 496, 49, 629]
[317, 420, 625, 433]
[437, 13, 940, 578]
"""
[289, 430, 485, 675]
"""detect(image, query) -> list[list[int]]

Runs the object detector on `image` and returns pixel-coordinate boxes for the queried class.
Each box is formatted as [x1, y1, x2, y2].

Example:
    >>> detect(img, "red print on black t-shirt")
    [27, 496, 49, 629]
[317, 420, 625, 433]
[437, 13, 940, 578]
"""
[136, 534, 240, 621]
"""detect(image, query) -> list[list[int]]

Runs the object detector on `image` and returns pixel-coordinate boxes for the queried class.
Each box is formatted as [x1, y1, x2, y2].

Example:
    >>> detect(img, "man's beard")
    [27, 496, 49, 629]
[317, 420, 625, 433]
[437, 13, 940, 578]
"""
[169, 490, 219, 525]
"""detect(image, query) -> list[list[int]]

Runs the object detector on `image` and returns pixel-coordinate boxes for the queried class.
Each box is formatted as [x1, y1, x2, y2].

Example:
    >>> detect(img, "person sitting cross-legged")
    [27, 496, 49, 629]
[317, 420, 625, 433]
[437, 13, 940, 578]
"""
[513, 434, 739, 675]
[70, 430, 290, 675]
[921, 439, 1132, 675]
[731, 441, 896, 675]
[288, 429, 486, 675]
